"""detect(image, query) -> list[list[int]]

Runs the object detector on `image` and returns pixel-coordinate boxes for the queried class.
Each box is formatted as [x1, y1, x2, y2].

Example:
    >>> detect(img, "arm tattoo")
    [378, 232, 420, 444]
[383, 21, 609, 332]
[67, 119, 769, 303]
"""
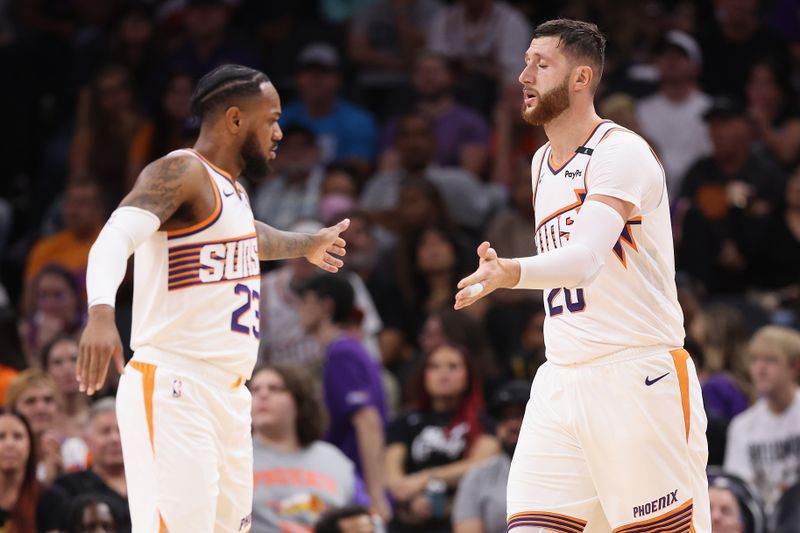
[255, 220, 315, 261]
[119, 155, 192, 223]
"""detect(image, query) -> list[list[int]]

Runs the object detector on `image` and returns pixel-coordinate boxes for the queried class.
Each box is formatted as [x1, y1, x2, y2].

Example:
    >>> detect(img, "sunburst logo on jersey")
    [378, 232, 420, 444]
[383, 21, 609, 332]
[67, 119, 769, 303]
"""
[612, 217, 642, 267]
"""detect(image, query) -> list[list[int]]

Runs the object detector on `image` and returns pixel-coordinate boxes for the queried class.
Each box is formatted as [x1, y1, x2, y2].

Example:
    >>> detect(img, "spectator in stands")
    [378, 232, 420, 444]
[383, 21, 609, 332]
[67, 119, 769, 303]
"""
[381, 52, 490, 176]
[250, 363, 364, 532]
[709, 482, 745, 533]
[689, 305, 751, 424]
[47, 398, 130, 533]
[636, 31, 712, 196]
[724, 326, 800, 514]
[426, 0, 531, 113]
[19, 265, 84, 368]
[315, 505, 376, 533]
[698, 0, 790, 99]
[378, 225, 472, 356]
[160, 0, 258, 82]
[296, 273, 391, 521]
[281, 43, 378, 175]
[6, 370, 63, 485]
[259, 221, 383, 367]
[106, 4, 158, 98]
[127, 71, 197, 188]
[362, 113, 504, 234]
[745, 59, 800, 169]
[319, 166, 359, 225]
[385, 344, 499, 533]
[252, 126, 325, 230]
[348, 0, 442, 119]
[339, 210, 379, 286]
[41, 335, 89, 473]
[24, 179, 105, 286]
[66, 493, 121, 533]
[452, 380, 527, 533]
[70, 64, 147, 204]
[677, 97, 786, 294]
[0, 411, 45, 533]
[496, 301, 546, 381]
[417, 308, 498, 398]
[749, 168, 800, 294]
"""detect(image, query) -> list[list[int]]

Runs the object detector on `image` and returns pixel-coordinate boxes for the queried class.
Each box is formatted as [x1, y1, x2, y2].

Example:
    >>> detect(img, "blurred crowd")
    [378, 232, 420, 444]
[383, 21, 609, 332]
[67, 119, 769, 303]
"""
[0, 0, 799, 532]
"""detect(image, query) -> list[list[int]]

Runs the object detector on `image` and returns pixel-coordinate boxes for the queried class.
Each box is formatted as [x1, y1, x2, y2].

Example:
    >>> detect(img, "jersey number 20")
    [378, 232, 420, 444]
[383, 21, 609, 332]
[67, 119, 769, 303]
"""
[231, 283, 260, 338]
[547, 288, 586, 316]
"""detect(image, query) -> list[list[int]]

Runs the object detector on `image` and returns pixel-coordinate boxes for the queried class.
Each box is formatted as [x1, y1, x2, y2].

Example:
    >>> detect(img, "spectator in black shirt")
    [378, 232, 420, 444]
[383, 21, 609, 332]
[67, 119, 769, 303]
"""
[46, 398, 130, 533]
[66, 493, 121, 533]
[385, 344, 498, 533]
[677, 97, 786, 294]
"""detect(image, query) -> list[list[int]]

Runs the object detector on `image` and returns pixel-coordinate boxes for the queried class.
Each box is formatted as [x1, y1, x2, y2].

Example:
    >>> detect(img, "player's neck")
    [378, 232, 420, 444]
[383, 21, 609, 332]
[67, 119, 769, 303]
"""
[193, 134, 242, 181]
[254, 429, 301, 453]
[543, 105, 602, 166]
[766, 384, 798, 414]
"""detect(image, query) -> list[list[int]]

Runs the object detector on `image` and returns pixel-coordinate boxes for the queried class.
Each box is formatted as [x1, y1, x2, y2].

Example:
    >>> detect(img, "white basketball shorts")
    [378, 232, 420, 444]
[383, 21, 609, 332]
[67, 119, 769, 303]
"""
[116, 353, 253, 533]
[507, 348, 710, 533]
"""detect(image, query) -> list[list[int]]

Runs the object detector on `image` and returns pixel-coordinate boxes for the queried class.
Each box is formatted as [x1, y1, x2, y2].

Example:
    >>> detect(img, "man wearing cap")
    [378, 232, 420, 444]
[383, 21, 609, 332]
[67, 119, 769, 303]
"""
[676, 96, 786, 294]
[636, 30, 712, 198]
[280, 42, 379, 176]
[452, 381, 529, 533]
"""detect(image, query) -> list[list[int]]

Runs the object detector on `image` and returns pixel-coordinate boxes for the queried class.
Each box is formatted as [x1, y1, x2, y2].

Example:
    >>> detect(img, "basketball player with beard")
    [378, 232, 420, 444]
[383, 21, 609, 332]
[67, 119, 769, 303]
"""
[454, 20, 711, 533]
[78, 64, 351, 533]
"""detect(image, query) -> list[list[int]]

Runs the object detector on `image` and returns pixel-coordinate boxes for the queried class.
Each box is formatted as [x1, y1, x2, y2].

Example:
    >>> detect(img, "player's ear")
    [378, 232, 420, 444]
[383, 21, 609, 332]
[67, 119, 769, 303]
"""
[574, 65, 593, 92]
[225, 106, 243, 134]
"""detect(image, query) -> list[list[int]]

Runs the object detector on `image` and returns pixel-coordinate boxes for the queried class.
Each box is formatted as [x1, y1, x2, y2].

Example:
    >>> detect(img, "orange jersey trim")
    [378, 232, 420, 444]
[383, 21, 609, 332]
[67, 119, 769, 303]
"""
[535, 188, 588, 234]
[166, 173, 222, 239]
[546, 120, 611, 174]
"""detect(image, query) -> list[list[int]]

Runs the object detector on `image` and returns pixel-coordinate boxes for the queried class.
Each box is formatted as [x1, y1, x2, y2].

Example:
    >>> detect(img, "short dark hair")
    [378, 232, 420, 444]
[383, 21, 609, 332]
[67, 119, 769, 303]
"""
[532, 19, 606, 87]
[191, 64, 270, 120]
[315, 506, 372, 533]
[250, 364, 328, 447]
[296, 273, 354, 326]
[282, 124, 317, 146]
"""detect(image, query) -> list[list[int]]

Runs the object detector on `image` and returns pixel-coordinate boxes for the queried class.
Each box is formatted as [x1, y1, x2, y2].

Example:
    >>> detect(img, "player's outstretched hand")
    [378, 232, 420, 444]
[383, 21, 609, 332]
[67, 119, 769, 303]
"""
[77, 305, 125, 396]
[454, 241, 520, 310]
[306, 218, 349, 273]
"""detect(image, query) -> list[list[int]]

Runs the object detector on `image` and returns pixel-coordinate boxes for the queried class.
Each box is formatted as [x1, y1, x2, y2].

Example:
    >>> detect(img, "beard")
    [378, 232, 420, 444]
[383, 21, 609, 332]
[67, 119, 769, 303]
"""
[241, 130, 271, 182]
[521, 75, 571, 126]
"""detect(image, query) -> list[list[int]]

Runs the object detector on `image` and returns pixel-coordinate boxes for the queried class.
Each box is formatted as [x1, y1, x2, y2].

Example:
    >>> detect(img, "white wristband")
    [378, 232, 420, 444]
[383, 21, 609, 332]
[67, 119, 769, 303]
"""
[86, 207, 161, 308]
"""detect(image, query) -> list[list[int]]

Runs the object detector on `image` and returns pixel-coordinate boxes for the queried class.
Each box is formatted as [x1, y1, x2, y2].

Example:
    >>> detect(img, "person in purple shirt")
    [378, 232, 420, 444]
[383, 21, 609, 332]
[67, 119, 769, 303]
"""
[381, 51, 490, 176]
[296, 272, 392, 523]
[281, 43, 379, 177]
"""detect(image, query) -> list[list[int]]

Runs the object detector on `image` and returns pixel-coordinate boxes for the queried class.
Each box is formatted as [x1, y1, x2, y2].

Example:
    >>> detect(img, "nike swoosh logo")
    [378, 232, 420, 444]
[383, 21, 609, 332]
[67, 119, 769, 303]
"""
[645, 372, 670, 386]
[223, 190, 235, 197]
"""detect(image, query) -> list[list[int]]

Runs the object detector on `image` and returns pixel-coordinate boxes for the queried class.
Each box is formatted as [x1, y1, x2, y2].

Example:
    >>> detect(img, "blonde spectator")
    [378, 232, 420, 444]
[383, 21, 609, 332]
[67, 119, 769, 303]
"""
[724, 326, 800, 514]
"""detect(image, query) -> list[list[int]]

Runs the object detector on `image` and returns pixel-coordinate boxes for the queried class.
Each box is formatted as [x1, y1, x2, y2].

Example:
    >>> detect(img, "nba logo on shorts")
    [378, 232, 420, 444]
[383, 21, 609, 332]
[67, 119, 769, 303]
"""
[172, 379, 182, 398]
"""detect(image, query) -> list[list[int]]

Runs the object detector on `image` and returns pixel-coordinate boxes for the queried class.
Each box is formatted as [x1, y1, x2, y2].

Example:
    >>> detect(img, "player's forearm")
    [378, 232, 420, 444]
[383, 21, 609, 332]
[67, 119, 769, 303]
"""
[254, 220, 316, 261]
[353, 407, 387, 501]
[513, 200, 625, 290]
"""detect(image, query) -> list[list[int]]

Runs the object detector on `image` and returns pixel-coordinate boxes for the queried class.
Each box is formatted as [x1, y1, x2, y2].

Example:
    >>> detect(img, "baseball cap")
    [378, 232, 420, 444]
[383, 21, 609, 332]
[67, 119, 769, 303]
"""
[702, 96, 748, 121]
[298, 42, 340, 71]
[488, 380, 531, 418]
[657, 30, 702, 65]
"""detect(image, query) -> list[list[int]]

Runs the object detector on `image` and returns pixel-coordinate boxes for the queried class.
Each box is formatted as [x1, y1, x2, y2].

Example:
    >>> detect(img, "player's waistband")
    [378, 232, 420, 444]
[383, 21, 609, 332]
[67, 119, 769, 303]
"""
[548, 344, 683, 368]
[130, 346, 248, 390]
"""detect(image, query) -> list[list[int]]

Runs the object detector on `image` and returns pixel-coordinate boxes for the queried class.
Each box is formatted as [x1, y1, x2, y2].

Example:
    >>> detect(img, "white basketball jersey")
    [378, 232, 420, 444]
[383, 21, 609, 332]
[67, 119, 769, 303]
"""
[130, 149, 261, 378]
[530, 121, 684, 365]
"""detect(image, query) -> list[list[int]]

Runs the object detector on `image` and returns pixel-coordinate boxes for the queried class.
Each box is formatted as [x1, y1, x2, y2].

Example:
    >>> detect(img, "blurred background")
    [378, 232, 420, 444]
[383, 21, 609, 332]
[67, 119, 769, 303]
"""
[0, 0, 799, 532]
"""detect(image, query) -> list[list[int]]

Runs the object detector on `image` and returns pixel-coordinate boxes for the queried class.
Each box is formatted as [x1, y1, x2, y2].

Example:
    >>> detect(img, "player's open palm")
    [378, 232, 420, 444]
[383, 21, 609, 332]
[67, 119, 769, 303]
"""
[306, 218, 349, 273]
[454, 241, 517, 310]
[78, 306, 125, 396]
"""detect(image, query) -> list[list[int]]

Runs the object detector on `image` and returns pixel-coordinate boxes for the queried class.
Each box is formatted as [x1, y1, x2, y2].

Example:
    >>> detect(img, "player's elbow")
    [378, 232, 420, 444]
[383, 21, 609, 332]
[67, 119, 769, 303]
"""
[563, 244, 605, 289]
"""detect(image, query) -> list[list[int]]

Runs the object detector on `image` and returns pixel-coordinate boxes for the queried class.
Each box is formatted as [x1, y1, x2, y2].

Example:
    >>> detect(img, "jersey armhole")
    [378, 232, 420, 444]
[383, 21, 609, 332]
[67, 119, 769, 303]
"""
[166, 155, 223, 239]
